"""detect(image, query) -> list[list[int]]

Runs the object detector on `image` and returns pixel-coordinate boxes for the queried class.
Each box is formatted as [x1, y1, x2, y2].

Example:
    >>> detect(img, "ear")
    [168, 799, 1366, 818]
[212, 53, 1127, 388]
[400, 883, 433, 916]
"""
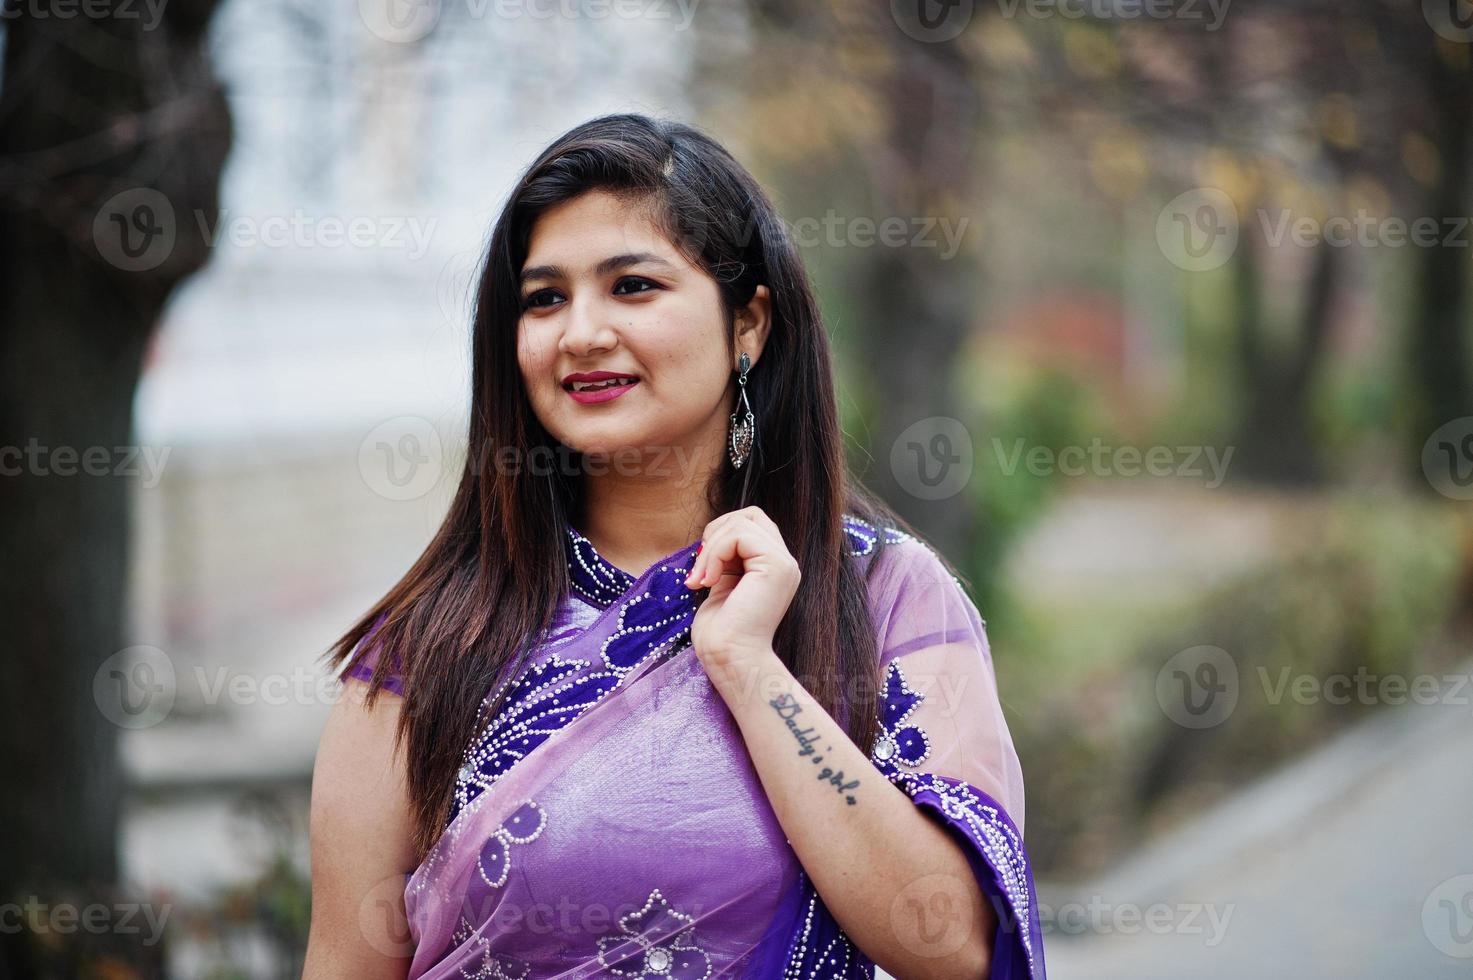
[734, 285, 772, 368]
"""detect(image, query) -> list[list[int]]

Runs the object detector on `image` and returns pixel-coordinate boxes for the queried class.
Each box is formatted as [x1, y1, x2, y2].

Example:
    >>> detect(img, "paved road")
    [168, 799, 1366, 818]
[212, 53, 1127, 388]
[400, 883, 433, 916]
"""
[1039, 695, 1473, 979]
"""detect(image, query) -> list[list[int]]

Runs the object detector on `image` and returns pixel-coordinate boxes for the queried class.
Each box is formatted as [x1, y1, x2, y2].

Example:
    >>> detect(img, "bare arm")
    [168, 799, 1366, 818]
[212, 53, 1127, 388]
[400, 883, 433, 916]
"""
[302, 679, 419, 979]
[709, 651, 995, 980]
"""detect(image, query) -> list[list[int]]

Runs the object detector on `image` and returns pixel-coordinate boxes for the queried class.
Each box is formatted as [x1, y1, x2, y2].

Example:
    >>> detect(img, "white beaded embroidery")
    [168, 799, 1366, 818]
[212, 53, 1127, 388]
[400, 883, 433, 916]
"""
[475, 800, 547, 889]
[594, 887, 713, 980]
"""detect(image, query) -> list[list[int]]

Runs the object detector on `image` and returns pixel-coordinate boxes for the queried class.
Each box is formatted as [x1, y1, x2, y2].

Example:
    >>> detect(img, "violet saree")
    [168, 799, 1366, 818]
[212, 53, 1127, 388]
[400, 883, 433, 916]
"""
[339, 515, 1047, 979]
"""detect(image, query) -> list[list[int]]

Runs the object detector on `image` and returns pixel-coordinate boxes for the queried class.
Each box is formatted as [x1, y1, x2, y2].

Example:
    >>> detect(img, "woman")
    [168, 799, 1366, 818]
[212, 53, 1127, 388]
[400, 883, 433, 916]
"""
[306, 113, 1046, 980]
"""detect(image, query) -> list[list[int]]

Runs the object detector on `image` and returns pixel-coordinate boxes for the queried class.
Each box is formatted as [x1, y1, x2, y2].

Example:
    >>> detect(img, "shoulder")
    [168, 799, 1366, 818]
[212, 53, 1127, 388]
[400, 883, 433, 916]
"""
[843, 513, 962, 588]
[340, 614, 406, 697]
[842, 513, 983, 626]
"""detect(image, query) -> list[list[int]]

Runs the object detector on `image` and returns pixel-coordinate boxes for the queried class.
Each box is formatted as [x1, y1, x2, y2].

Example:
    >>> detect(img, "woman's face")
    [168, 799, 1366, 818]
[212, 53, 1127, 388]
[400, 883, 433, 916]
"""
[517, 189, 768, 469]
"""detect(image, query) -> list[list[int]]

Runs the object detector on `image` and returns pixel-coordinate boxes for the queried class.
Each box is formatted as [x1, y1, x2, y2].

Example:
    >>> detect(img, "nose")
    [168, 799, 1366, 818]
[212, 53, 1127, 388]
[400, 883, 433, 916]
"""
[557, 294, 617, 357]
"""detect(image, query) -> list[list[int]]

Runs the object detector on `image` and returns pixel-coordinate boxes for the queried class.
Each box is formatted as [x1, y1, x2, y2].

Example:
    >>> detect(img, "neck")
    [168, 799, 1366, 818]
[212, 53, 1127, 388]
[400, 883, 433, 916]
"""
[576, 444, 724, 579]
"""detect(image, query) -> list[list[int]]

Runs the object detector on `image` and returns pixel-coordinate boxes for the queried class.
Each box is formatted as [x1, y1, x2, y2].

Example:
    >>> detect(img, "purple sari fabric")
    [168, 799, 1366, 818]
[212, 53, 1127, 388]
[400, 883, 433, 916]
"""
[340, 516, 1047, 979]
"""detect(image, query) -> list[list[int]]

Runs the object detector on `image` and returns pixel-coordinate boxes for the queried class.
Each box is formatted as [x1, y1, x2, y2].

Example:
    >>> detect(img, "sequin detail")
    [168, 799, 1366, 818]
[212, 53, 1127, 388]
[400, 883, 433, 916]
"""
[451, 516, 891, 824]
[567, 525, 637, 608]
[870, 660, 932, 771]
[872, 663, 1038, 977]
[841, 516, 914, 557]
[595, 888, 713, 980]
[600, 573, 698, 675]
[779, 876, 866, 979]
[889, 773, 1038, 976]
[780, 658, 1041, 979]
[449, 916, 531, 979]
[452, 653, 620, 821]
[475, 800, 547, 889]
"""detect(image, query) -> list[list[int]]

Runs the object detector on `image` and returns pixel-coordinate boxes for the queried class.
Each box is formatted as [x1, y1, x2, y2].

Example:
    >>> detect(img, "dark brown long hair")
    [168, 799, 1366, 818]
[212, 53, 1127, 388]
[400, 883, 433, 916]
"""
[321, 113, 932, 860]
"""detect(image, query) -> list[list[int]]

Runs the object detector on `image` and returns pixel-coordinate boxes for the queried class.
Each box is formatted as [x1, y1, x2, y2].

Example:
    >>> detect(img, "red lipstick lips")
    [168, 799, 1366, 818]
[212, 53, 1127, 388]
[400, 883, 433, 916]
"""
[562, 371, 641, 405]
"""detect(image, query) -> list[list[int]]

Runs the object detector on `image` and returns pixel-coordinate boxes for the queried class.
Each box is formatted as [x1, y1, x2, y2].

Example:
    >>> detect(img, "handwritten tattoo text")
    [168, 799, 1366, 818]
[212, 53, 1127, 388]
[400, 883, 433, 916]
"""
[769, 692, 861, 804]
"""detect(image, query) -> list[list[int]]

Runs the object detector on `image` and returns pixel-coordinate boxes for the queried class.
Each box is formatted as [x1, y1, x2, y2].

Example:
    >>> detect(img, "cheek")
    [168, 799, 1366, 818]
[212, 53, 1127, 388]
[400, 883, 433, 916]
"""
[516, 333, 550, 386]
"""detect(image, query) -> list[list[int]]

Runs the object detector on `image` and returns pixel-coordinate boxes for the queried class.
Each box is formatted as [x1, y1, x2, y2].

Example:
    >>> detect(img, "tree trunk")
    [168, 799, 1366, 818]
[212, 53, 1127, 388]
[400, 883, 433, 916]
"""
[851, 36, 986, 560]
[1231, 220, 1337, 484]
[0, 2, 230, 971]
[1409, 44, 1473, 469]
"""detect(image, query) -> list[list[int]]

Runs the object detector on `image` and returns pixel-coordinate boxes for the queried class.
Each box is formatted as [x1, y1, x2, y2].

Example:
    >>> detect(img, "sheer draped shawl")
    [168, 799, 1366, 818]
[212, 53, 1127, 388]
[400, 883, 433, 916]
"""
[338, 517, 1046, 979]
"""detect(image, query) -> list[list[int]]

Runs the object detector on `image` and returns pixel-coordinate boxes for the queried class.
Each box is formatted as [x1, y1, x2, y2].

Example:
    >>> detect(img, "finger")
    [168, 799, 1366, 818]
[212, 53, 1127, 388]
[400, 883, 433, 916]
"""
[745, 507, 780, 536]
[685, 516, 726, 586]
[689, 529, 731, 587]
[705, 524, 774, 586]
[686, 535, 723, 588]
[687, 512, 741, 585]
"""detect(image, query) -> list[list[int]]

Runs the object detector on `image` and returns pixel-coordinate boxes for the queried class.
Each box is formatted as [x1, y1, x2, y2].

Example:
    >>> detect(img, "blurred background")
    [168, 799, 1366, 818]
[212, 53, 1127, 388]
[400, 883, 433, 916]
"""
[2, 0, 1472, 977]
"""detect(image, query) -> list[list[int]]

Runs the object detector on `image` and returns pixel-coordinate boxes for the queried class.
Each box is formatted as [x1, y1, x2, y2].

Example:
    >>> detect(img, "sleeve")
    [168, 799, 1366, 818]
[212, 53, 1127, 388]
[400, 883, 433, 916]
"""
[866, 538, 1046, 980]
[340, 613, 405, 697]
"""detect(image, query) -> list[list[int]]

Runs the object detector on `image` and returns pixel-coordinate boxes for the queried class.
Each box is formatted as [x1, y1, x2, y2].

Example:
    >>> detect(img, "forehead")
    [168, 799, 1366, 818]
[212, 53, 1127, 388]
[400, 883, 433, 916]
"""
[523, 190, 684, 269]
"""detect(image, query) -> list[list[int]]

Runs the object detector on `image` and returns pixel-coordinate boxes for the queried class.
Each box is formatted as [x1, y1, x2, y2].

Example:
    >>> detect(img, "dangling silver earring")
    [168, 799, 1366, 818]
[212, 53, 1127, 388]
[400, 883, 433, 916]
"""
[728, 352, 755, 469]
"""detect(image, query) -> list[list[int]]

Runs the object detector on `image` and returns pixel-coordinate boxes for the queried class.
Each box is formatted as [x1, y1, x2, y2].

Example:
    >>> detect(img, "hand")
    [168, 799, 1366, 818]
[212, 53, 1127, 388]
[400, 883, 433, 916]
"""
[684, 506, 801, 674]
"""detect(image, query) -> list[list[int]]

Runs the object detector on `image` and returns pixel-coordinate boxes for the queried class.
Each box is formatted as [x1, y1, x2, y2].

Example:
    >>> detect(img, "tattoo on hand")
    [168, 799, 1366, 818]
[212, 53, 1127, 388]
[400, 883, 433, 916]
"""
[769, 693, 861, 805]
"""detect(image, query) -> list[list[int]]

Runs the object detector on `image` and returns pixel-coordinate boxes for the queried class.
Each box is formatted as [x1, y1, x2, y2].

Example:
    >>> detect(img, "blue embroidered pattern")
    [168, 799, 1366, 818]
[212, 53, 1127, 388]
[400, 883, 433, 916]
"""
[780, 654, 1041, 979]
[449, 529, 701, 825]
[454, 515, 898, 825]
[869, 659, 933, 771]
[475, 800, 547, 889]
[450, 652, 621, 821]
[873, 666, 1037, 976]
[567, 525, 637, 608]
[446, 515, 1045, 978]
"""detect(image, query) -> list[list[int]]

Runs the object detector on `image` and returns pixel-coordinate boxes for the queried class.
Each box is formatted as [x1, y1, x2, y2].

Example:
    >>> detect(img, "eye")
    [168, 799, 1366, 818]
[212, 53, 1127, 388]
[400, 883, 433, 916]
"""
[613, 276, 659, 297]
[522, 288, 561, 311]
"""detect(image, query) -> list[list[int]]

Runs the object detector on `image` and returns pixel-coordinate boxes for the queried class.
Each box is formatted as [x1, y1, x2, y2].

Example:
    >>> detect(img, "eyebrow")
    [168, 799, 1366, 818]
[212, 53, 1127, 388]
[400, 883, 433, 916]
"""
[519, 252, 677, 286]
